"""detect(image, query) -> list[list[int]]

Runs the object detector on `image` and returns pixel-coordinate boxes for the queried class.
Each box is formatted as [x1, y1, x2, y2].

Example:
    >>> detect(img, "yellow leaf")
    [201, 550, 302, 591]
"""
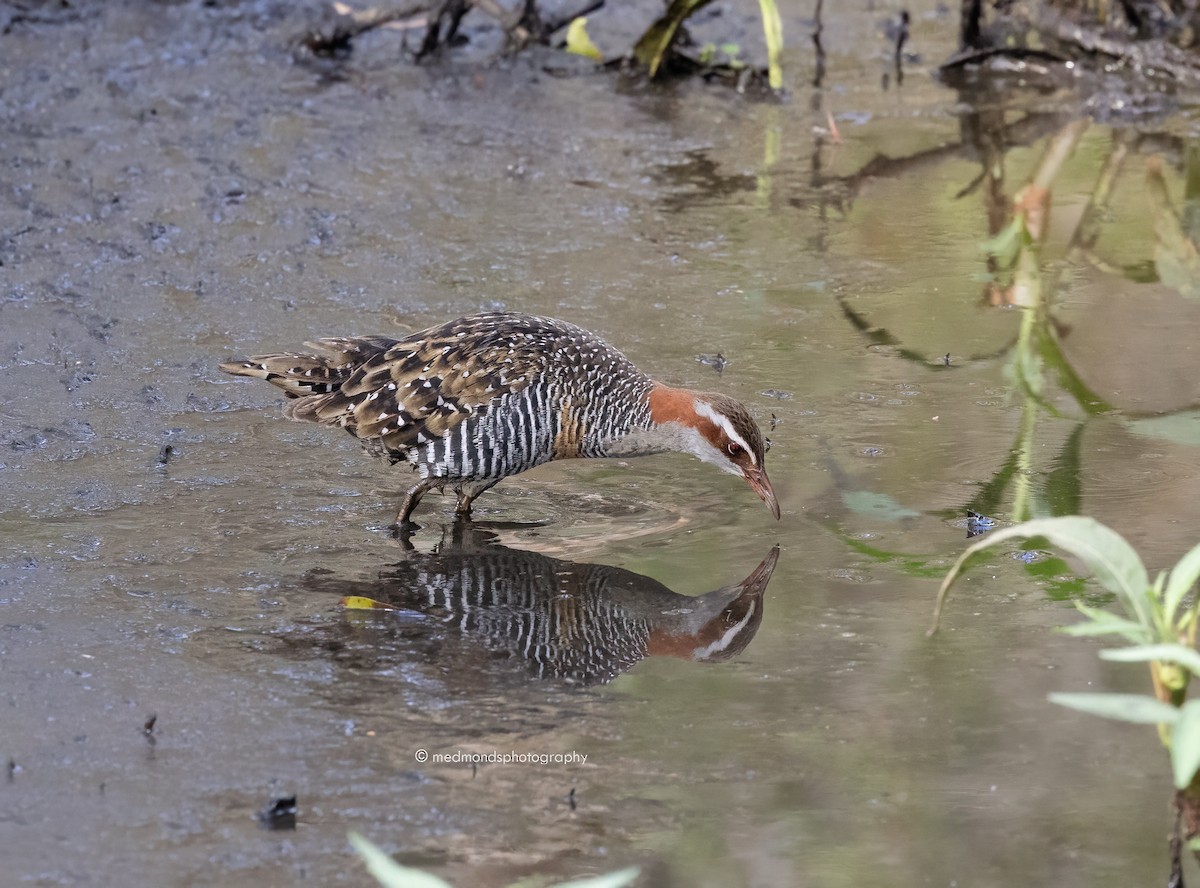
[340, 596, 398, 611]
[566, 17, 603, 62]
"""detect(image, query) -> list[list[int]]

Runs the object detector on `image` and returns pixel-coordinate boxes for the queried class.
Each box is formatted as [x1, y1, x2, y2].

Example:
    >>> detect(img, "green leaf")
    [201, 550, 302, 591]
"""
[1048, 692, 1180, 725]
[341, 595, 399, 611]
[930, 517, 1150, 635]
[565, 17, 604, 62]
[632, 0, 715, 78]
[1058, 601, 1153, 642]
[1165, 541, 1200, 625]
[348, 833, 453, 888]
[1099, 644, 1200, 675]
[554, 867, 641, 888]
[757, 0, 783, 90]
[1173, 700, 1200, 788]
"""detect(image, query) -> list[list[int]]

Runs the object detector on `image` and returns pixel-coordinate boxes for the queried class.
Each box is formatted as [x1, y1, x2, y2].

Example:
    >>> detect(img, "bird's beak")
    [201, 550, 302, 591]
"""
[744, 466, 780, 520]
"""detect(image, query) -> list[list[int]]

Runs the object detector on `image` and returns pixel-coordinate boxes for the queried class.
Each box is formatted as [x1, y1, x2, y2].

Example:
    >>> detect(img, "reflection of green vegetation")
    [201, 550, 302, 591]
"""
[1147, 155, 1200, 300]
[349, 832, 639, 888]
[969, 123, 1111, 526]
[840, 526, 1090, 597]
[932, 517, 1200, 863]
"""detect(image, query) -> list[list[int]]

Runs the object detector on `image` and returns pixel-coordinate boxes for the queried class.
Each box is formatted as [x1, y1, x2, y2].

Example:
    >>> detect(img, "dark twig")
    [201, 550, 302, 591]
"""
[893, 9, 909, 85]
[811, 0, 825, 88]
[298, 2, 428, 57]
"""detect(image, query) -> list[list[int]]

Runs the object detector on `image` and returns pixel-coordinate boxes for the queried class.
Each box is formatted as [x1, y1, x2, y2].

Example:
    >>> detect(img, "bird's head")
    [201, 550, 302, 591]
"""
[648, 386, 780, 519]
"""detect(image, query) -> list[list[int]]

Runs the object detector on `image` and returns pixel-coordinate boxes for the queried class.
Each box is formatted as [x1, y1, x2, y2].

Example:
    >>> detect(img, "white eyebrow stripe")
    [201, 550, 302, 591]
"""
[695, 601, 757, 658]
[693, 400, 757, 466]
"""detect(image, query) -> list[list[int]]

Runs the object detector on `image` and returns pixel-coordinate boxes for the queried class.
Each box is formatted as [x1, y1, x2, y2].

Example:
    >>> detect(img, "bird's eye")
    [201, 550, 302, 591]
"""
[727, 441, 743, 456]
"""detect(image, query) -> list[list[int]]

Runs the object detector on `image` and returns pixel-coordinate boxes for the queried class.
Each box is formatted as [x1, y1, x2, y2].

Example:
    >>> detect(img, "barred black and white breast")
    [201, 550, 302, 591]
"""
[220, 311, 779, 526]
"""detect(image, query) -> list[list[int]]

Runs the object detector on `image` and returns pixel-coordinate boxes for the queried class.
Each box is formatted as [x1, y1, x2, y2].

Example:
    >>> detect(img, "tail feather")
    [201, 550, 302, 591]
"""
[219, 335, 397, 401]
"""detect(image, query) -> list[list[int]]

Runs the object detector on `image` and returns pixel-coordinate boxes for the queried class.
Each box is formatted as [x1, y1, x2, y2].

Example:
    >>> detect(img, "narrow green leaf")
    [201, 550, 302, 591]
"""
[1165, 541, 1200, 624]
[757, 0, 783, 90]
[1099, 643, 1200, 675]
[1061, 600, 1154, 642]
[554, 867, 642, 888]
[931, 517, 1149, 635]
[1059, 619, 1152, 642]
[1049, 692, 1180, 724]
[1172, 700, 1200, 788]
[348, 832, 453, 888]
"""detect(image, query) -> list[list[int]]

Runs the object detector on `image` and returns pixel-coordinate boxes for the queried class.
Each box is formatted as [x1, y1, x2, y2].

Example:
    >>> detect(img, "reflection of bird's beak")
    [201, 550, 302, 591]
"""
[744, 466, 780, 520]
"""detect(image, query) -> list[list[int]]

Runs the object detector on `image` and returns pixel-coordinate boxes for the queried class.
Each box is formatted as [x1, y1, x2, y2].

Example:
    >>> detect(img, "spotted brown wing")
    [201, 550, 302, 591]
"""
[287, 314, 553, 452]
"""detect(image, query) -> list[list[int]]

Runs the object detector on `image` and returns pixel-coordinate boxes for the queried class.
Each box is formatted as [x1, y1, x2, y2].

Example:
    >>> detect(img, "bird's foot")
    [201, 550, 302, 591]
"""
[388, 522, 419, 550]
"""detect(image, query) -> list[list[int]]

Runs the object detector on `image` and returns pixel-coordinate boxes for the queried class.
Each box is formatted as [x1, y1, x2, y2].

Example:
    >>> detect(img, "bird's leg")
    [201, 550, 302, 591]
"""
[395, 477, 445, 527]
[453, 480, 499, 517]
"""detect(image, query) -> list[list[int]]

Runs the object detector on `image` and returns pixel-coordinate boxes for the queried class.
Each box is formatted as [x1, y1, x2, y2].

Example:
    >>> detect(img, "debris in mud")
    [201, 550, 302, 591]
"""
[293, 0, 783, 91]
[60, 362, 96, 393]
[156, 445, 174, 468]
[259, 795, 298, 830]
[6, 758, 17, 782]
[941, 1, 1200, 100]
[340, 595, 400, 611]
[760, 389, 793, 400]
[695, 352, 727, 373]
[568, 786, 577, 811]
[143, 713, 158, 736]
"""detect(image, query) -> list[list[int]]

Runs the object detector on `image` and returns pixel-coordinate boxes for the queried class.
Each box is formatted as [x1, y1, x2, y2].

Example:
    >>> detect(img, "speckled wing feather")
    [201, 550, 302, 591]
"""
[218, 336, 398, 397]
[283, 313, 632, 452]
[293, 316, 537, 446]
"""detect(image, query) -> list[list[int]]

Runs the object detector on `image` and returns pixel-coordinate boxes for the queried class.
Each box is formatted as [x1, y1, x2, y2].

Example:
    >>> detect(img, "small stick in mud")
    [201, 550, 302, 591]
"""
[259, 795, 298, 830]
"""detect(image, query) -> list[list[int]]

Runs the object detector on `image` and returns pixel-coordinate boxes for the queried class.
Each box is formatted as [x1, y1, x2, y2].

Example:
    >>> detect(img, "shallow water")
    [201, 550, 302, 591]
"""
[3, 1, 1200, 886]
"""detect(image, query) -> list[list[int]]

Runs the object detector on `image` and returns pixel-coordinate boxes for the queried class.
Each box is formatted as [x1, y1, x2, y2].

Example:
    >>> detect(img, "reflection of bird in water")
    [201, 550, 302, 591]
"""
[220, 312, 778, 527]
[327, 525, 779, 685]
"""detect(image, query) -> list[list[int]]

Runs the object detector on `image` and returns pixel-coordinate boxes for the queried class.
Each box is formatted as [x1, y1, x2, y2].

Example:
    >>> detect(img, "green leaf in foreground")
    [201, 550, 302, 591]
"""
[554, 867, 641, 888]
[930, 516, 1150, 635]
[1058, 601, 1153, 642]
[348, 833, 453, 888]
[1165, 539, 1200, 625]
[1098, 643, 1200, 675]
[348, 831, 639, 888]
[1048, 692, 1181, 725]
[1171, 701, 1200, 788]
